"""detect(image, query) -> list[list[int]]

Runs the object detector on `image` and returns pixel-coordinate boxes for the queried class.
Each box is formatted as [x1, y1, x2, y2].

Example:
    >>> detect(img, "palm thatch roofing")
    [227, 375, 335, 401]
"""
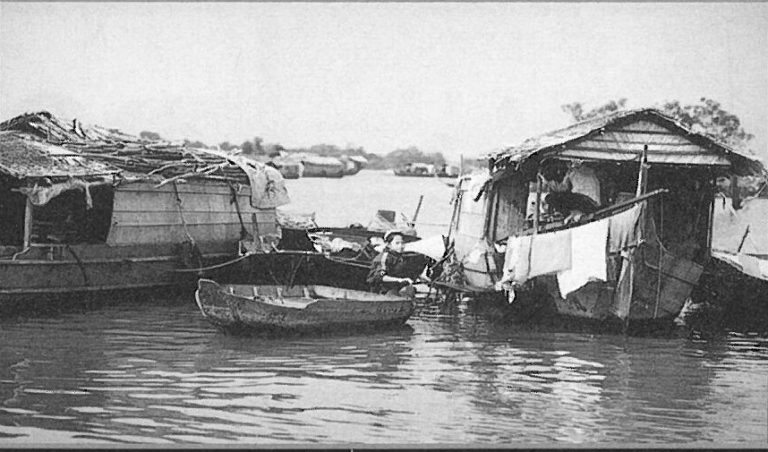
[0, 132, 120, 179]
[489, 108, 765, 177]
[0, 111, 254, 183]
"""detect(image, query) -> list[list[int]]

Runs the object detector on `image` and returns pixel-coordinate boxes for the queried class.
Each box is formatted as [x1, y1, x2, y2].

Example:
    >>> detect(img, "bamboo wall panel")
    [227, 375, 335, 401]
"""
[107, 182, 272, 245]
[108, 223, 246, 245]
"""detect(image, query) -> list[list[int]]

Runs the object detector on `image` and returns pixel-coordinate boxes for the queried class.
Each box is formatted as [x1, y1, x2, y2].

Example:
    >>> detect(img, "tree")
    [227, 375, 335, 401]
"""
[253, 137, 265, 155]
[241, 140, 255, 154]
[561, 98, 627, 122]
[183, 139, 209, 149]
[139, 130, 163, 141]
[218, 141, 236, 151]
[659, 97, 754, 148]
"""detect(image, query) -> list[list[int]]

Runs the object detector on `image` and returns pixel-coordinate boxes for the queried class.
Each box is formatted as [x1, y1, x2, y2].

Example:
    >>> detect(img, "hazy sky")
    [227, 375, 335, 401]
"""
[1, 3, 766, 161]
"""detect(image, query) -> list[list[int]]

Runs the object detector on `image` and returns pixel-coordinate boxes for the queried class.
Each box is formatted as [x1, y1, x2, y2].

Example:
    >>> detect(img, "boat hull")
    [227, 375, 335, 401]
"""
[0, 242, 246, 315]
[195, 279, 415, 335]
[536, 242, 703, 325]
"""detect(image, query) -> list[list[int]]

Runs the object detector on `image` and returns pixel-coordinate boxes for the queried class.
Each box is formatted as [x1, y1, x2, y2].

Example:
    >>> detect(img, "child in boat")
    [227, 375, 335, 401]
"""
[366, 230, 416, 298]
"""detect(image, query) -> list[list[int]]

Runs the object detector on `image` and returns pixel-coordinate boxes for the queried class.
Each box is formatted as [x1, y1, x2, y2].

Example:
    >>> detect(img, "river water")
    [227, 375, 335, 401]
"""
[1, 170, 766, 446]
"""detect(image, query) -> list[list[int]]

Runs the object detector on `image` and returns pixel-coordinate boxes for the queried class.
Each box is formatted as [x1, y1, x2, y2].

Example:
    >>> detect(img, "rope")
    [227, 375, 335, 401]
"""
[66, 244, 90, 286]
[228, 183, 251, 240]
[170, 251, 254, 273]
[324, 254, 370, 269]
[172, 182, 196, 245]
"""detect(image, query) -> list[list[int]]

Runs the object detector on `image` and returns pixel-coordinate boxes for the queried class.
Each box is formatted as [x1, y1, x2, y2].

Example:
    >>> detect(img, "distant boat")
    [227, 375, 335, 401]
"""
[195, 278, 414, 335]
[299, 155, 346, 178]
[394, 163, 459, 178]
[340, 155, 368, 176]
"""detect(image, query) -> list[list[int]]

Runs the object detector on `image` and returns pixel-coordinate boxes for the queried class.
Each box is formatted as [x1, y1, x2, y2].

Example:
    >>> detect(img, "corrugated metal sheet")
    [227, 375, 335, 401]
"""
[0, 132, 120, 178]
[489, 109, 765, 176]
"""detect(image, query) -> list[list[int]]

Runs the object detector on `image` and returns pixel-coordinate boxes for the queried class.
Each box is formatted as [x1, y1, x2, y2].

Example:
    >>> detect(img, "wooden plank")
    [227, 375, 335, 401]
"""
[571, 143, 714, 155]
[112, 211, 244, 225]
[558, 149, 730, 166]
[113, 191, 253, 213]
[118, 181, 240, 195]
[107, 223, 244, 245]
[611, 120, 673, 134]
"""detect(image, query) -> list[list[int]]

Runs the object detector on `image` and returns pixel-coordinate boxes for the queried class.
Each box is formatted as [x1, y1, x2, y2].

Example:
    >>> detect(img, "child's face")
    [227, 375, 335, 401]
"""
[388, 235, 404, 252]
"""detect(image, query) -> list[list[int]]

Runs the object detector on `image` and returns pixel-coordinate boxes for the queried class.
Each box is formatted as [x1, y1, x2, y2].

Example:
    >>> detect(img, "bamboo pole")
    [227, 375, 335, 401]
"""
[22, 198, 33, 249]
[533, 174, 543, 235]
[411, 195, 424, 226]
[636, 144, 649, 197]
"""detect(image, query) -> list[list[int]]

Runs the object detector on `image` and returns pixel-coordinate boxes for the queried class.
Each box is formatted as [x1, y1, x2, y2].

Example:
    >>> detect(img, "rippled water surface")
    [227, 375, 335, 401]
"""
[1, 171, 767, 445]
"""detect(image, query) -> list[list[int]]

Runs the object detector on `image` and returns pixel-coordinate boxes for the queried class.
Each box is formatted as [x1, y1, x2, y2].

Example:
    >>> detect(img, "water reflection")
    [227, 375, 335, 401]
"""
[1, 299, 767, 445]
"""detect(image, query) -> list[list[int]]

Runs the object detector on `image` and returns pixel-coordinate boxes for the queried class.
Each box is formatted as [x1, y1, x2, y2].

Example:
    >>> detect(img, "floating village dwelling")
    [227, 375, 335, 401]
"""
[341, 155, 368, 176]
[0, 112, 289, 312]
[446, 108, 764, 329]
[298, 154, 346, 178]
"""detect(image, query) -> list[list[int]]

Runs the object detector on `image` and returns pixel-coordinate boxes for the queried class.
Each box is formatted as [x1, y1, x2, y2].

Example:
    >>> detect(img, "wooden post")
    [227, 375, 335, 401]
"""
[636, 144, 649, 197]
[23, 197, 33, 248]
[730, 174, 741, 209]
[410, 195, 424, 228]
[707, 173, 716, 254]
[533, 174, 543, 234]
[459, 154, 464, 177]
[737, 225, 751, 253]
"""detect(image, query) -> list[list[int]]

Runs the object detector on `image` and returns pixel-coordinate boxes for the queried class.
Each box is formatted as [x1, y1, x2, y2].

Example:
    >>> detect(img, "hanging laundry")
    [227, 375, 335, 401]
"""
[501, 235, 532, 285]
[501, 228, 572, 286]
[608, 204, 643, 253]
[557, 218, 609, 297]
[529, 228, 572, 278]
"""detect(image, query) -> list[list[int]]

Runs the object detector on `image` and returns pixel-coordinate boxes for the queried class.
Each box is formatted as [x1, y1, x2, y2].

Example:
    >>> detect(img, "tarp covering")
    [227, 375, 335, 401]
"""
[17, 178, 110, 208]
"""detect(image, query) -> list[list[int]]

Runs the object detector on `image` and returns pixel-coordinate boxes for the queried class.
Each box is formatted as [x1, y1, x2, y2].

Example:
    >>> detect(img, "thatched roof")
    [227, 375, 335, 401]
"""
[0, 132, 120, 179]
[0, 111, 254, 183]
[489, 108, 765, 176]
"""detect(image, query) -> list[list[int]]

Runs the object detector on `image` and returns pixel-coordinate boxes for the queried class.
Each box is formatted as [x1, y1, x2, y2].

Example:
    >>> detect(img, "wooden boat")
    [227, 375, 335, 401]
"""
[394, 163, 459, 178]
[0, 111, 289, 314]
[437, 109, 764, 332]
[195, 278, 415, 335]
[232, 225, 429, 291]
[299, 155, 345, 178]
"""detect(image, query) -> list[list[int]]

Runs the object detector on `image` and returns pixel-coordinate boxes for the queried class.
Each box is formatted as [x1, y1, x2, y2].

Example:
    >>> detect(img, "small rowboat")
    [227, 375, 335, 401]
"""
[195, 278, 415, 335]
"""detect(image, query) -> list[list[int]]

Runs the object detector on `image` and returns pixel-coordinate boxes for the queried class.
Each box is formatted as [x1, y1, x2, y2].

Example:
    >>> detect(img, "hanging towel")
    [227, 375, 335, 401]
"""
[557, 218, 609, 297]
[529, 228, 572, 278]
[501, 235, 533, 285]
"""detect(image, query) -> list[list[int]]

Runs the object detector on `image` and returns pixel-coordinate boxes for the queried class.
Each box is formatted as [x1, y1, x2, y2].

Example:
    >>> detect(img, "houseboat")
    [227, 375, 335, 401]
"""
[440, 109, 764, 331]
[0, 111, 289, 314]
[394, 162, 459, 178]
[341, 155, 368, 176]
[299, 154, 345, 178]
[271, 154, 303, 179]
